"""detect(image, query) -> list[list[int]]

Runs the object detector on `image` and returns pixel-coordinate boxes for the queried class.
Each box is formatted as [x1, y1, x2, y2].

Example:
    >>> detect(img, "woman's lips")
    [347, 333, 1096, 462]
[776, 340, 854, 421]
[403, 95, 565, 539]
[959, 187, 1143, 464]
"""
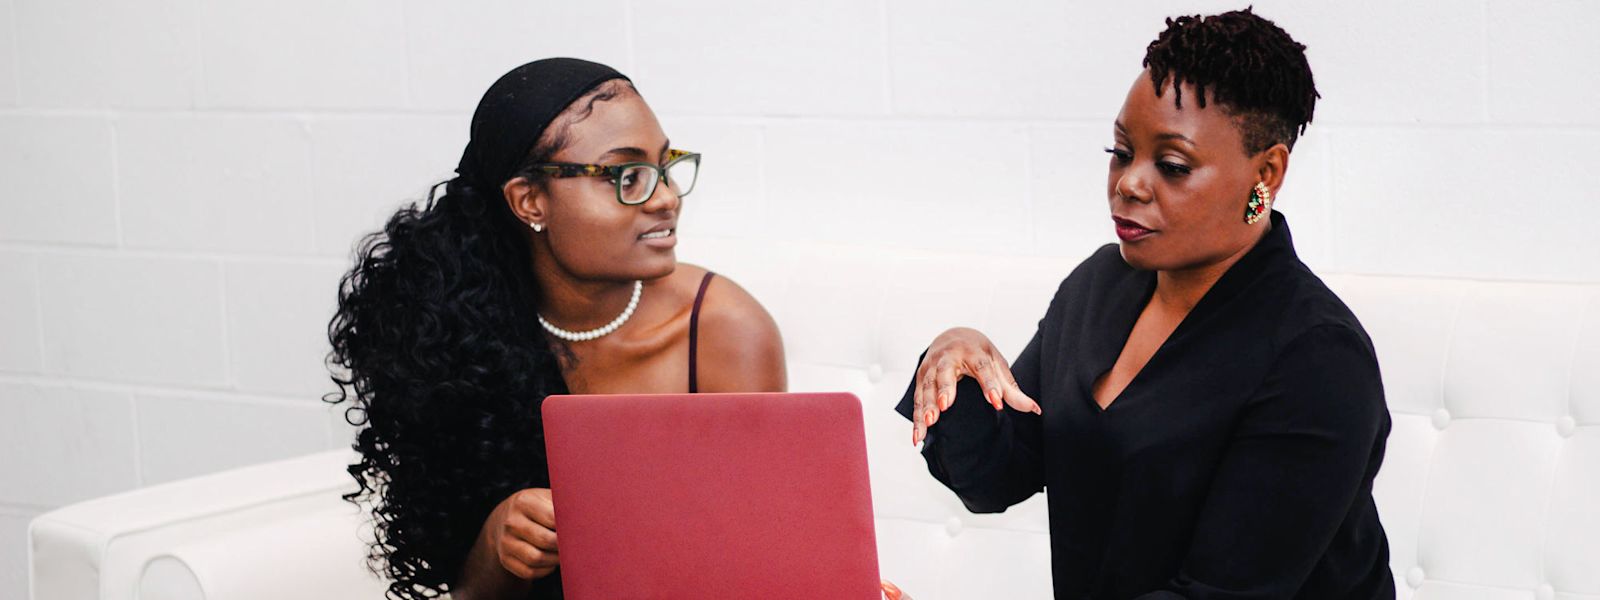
[1112, 217, 1155, 242]
[638, 228, 676, 248]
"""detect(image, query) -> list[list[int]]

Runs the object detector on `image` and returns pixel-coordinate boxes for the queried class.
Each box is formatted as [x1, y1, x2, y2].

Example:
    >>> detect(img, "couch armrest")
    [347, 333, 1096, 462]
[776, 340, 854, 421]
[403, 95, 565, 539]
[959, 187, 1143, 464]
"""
[29, 450, 389, 600]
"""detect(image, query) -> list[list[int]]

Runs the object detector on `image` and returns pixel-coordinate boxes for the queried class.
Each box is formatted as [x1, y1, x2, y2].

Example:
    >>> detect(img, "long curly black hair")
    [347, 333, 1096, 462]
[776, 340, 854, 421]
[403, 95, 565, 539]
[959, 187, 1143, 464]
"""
[326, 79, 635, 600]
[1143, 6, 1320, 154]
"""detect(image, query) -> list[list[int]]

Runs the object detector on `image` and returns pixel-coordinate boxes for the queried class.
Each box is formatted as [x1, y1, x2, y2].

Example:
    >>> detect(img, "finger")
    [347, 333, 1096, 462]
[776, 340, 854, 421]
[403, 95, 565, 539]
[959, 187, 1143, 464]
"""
[530, 548, 560, 569]
[942, 355, 970, 412]
[506, 514, 560, 552]
[921, 366, 934, 441]
[986, 359, 1007, 410]
[518, 489, 557, 529]
[910, 364, 925, 422]
[500, 559, 535, 580]
[530, 526, 559, 552]
[507, 539, 560, 570]
[923, 364, 944, 427]
[1001, 375, 1042, 415]
[881, 579, 904, 600]
[965, 355, 1005, 410]
[932, 358, 960, 418]
[498, 545, 537, 580]
[990, 351, 1041, 414]
[914, 369, 935, 445]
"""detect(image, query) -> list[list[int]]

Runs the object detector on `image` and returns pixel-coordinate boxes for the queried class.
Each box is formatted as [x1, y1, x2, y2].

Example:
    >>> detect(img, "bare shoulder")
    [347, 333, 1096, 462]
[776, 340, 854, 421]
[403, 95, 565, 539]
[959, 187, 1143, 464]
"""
[682, 263, 786, 392]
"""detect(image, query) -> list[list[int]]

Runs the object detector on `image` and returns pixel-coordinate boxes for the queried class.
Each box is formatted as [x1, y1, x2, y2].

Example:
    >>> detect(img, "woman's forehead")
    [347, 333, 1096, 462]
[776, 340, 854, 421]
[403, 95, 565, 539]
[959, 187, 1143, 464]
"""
[555, 93, 668, 161]
[1117, 74, 1244, 150]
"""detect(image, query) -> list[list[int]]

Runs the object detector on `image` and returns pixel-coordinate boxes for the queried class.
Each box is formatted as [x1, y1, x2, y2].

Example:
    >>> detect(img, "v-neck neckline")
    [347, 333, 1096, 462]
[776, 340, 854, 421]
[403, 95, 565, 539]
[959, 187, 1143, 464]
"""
[1085, 270, 1158, 413]
[1078, 211, 1297, 414]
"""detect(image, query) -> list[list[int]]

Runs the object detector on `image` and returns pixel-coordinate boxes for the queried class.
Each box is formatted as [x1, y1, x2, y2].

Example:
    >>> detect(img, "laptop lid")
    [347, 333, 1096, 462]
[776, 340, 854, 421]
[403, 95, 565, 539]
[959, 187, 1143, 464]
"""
[543, 392, 880, 599]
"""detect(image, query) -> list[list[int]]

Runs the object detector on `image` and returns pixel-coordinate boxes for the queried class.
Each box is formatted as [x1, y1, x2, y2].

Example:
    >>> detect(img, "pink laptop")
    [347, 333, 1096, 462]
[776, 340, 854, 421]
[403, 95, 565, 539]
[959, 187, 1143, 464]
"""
[543, 392, 881, 599]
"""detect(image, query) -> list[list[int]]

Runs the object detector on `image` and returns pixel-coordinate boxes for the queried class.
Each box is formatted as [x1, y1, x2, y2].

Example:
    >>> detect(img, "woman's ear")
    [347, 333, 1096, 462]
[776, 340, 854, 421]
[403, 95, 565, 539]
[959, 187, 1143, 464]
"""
[1257, 143, 1290, 195]
[503, 176, 548, 229]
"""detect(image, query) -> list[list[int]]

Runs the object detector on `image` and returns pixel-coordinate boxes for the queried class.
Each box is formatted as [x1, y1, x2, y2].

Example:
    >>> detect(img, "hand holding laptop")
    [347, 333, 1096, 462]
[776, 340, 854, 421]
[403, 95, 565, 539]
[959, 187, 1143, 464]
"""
[480, 488, 561, 580]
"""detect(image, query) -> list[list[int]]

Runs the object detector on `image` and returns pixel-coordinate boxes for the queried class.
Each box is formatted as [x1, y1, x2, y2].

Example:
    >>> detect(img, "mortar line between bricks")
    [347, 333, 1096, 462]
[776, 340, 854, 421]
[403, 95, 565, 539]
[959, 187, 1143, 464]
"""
[3, 107, 1597, 132]
[0, 242, 349, 267]
[0, 372, 336, 408]
[130, 393, 145, 486]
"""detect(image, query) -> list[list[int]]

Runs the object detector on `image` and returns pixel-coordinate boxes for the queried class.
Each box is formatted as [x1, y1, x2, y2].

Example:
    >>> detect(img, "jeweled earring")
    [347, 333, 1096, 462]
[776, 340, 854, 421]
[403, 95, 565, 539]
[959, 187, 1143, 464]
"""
[1245, 182, 1272, 225]
[530, 221, 545, 233]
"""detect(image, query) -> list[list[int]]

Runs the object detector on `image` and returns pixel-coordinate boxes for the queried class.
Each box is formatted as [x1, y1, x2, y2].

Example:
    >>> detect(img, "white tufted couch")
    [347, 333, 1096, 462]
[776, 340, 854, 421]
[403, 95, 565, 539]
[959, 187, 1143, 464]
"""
[28, 239, 1600, 599]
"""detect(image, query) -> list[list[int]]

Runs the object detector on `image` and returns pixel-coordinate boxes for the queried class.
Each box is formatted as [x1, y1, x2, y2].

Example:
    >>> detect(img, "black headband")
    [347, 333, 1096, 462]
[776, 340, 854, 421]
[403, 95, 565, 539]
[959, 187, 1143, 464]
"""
[454, 57, 630, 192]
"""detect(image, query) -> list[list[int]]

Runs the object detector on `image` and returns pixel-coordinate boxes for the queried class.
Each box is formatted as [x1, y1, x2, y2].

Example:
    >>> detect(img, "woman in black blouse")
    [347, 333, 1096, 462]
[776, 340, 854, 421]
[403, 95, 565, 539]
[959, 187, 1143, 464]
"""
[898, 9, 1393, 599]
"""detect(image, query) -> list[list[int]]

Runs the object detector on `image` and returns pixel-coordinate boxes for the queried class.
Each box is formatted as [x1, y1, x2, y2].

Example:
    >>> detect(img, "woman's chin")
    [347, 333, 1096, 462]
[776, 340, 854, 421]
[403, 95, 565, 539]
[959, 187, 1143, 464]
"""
[637, 255, 677, 280]
[1118, 243, 1159, 271]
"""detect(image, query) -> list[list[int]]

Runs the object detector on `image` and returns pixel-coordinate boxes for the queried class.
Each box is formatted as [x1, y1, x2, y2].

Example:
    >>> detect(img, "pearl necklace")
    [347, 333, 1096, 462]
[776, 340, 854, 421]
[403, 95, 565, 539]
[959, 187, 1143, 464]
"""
[538, 280, 643, 342]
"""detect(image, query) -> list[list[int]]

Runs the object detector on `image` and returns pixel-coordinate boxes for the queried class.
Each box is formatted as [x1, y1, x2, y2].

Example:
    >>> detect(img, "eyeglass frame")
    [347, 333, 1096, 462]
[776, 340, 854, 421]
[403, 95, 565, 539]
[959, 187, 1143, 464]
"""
[527, 149, 701, 206]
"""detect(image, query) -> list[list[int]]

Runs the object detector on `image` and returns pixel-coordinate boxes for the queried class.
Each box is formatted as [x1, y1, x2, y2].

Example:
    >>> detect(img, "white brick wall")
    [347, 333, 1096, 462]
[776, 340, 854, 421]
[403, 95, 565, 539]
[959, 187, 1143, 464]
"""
[0, 116, 117, 245]
[2, 1, 1598, 596]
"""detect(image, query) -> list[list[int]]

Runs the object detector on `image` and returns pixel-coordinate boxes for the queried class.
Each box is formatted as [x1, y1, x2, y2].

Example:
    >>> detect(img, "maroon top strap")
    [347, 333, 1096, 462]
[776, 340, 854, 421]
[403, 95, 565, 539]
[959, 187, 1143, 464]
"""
[688, 271, 716, 393]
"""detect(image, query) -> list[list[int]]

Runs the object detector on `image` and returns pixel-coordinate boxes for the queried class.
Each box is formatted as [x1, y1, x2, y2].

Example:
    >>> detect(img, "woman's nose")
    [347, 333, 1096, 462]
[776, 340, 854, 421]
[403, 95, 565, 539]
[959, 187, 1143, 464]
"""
[1115, 171, 1151, 204]
[640, 178, 682, 213]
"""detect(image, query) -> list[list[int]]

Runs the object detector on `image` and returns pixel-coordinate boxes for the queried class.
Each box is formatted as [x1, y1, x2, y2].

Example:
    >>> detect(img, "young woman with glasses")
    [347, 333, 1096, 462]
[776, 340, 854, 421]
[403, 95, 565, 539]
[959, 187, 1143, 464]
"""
[327, 58, 786, 600]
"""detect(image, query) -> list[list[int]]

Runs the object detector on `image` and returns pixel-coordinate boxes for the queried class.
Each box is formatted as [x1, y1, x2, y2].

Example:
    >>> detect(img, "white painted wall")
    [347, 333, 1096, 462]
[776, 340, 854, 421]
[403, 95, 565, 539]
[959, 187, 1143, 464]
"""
[2, 0, 1597, 595]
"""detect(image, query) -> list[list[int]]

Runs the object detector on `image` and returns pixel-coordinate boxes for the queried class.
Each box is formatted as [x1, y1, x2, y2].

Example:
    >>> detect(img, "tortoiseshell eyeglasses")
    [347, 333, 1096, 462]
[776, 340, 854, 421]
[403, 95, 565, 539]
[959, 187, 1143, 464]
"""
[529, 149, 701, 206]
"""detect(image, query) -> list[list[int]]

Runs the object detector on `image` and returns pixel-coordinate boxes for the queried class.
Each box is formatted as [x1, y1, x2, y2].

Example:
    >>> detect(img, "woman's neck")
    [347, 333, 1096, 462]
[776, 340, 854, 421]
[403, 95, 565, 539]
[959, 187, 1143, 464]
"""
[531, 251, 639, 331]
[1151, 221, 1270, 313]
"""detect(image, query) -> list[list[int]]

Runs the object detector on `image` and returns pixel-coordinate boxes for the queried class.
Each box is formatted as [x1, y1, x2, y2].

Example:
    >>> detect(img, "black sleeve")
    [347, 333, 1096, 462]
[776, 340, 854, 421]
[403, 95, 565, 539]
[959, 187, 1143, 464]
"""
[894, 326, 1047, 514]
[1134, 325, 1390, 599]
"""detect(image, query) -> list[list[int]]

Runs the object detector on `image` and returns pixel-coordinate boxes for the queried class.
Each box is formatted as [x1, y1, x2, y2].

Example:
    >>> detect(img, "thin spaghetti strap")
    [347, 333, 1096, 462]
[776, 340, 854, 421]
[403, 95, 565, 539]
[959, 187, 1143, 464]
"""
[688, 271, 716, 393]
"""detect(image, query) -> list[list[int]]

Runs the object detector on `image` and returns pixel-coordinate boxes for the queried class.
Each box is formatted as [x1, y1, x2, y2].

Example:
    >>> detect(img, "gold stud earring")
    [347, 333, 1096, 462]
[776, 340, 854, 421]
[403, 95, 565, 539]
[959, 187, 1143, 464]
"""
[1245, 182, 1272, 225]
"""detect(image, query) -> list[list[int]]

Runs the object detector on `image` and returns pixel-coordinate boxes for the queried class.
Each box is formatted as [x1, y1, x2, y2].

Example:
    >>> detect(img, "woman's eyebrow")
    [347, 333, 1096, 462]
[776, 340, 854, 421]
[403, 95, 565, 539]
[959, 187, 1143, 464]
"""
[597, 146, 649, 161]
[1155, 131, 1196, 146]
[597, 142, 672, 163]
[1115, 121, 1194, 146]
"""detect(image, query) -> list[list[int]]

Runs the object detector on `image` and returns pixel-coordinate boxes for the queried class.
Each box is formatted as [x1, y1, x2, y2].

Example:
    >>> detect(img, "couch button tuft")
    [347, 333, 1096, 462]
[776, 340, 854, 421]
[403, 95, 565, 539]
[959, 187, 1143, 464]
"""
[1405, 567, 1425, 589]
[944, 516, 964, 537]
[1557, 416, 1577, 438]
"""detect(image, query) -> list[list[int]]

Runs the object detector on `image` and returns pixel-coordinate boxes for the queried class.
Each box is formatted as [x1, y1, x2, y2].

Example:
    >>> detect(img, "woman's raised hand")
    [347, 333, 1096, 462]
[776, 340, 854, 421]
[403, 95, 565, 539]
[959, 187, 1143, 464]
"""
[911, 327, 1040, 446]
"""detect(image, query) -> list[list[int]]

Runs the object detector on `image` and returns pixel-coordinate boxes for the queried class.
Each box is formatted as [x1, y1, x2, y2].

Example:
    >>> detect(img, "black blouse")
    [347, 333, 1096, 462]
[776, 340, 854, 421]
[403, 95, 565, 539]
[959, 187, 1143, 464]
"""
[896, 212, 1394, 599]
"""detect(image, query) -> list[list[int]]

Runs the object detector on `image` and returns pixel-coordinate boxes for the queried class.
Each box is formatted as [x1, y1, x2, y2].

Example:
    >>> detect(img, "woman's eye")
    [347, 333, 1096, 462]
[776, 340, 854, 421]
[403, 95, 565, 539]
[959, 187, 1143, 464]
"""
[1157, 161, 1191, 176]
[1104, 148, 1132, 163]
[619, 172, 639, 188]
